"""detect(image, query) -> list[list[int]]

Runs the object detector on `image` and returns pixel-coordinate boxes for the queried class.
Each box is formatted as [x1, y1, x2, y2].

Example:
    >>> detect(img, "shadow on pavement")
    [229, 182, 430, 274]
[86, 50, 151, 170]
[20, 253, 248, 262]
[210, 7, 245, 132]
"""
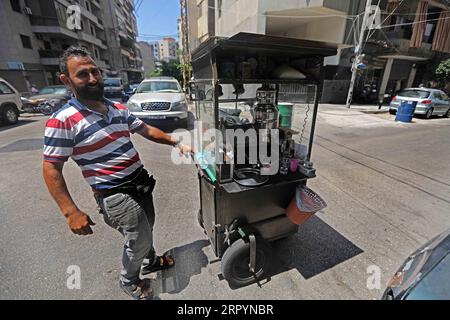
[147, 112, 196, 133]
[0, 138, 43, 153]
[151, 239, 210, 297]
[269, 215, 364, 280]
[0, 119, 39, 133]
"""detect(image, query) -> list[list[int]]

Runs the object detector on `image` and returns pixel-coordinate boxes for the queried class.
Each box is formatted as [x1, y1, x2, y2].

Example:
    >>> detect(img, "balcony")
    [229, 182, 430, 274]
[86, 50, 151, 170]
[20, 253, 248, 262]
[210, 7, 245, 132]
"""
[367, 29, 435, 60]
[40, 58, 59, 66]
[30, 16, 79, 40]
[79, 32, 107, 49]
[97, 60, 110, 70]
[39, 49, 63, 58]
[264, 1, 348, 44]
[56, 0, 101, 27]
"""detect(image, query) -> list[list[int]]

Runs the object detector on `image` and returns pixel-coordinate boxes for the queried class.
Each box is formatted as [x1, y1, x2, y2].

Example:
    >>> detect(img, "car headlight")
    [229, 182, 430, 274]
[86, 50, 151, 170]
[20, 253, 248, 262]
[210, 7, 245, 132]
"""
[127, 101, 141, 112]
[171, 101, 187, 111]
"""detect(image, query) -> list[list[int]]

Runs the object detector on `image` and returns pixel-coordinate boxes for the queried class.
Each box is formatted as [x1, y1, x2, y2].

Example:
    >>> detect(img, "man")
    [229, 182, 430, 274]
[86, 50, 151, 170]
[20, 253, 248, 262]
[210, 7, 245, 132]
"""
[43, 47, 191, 300]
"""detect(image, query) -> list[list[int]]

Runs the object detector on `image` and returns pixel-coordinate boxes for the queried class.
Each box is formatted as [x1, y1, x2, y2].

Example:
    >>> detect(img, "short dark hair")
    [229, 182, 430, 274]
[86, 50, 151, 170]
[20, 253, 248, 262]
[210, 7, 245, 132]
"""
[59, 46, 92, 76]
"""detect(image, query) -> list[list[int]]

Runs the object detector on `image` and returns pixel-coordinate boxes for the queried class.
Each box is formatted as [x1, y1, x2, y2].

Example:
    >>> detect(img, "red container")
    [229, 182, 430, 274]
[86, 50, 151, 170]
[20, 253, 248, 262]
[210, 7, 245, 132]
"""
[286, 196, 316, 225]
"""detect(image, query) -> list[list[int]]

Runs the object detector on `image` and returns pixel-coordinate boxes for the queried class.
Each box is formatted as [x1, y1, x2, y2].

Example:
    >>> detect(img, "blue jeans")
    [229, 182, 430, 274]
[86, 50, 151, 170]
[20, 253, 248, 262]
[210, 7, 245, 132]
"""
[96, 192, 157, 286]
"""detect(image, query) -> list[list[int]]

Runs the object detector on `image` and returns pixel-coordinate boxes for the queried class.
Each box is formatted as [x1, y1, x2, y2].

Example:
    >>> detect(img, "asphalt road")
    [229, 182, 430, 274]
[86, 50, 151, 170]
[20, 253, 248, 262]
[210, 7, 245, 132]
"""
[0, 107, 449, 300]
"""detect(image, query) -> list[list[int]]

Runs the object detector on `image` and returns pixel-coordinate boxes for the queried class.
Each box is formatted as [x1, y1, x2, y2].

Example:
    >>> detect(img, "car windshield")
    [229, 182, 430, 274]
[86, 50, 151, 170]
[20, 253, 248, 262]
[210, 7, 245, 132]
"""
[104, 79, 122, 87]
[39, 87, 67, 95]
[137, 81, 181, 93]
[398, 90, 431, 99]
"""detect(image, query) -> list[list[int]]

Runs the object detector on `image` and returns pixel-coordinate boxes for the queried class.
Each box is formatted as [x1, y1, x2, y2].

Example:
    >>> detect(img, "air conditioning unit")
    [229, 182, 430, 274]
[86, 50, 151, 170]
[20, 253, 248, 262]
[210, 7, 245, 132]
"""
[24, 7, 33, 15]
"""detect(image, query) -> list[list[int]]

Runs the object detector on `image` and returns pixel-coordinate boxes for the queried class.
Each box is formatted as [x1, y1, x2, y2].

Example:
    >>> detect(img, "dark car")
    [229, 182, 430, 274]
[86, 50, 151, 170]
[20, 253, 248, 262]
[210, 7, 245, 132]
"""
[123, 82, 141, 102]
[382, 229, 450, 300]
[23, 85, 71, 113]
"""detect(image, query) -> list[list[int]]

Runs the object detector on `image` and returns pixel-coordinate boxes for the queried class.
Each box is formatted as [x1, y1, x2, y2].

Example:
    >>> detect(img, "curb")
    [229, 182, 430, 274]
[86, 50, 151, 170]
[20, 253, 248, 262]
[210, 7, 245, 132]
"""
[359, 110, 389, 114]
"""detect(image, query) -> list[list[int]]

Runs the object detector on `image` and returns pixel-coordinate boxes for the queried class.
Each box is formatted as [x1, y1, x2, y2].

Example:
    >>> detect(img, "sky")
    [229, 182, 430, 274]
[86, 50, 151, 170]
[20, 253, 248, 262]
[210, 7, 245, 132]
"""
[135, 0, 181, 43]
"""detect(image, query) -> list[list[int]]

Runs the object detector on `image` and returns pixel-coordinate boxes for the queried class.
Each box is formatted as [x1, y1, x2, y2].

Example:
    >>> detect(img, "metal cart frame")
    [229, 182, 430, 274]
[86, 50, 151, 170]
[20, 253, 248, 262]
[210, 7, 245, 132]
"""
[190, 33, 337, 288]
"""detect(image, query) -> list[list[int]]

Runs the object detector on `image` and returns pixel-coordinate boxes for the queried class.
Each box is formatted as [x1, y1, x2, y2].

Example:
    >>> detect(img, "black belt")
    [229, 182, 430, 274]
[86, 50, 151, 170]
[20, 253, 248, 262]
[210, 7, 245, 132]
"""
[92, 167, 155, 198]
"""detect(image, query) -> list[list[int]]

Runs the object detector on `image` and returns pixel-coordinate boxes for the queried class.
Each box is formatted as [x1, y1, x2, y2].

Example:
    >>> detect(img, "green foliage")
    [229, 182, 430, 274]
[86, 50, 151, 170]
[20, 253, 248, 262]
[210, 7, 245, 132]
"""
[160, 60, 182, 82]
[149, 69, 161, 78]
[436, 58, 450, 82]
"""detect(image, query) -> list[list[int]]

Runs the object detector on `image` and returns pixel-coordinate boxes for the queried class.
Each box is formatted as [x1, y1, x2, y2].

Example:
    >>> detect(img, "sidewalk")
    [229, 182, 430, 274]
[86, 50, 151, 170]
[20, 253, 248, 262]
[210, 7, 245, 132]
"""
[320, 103, 390, 114]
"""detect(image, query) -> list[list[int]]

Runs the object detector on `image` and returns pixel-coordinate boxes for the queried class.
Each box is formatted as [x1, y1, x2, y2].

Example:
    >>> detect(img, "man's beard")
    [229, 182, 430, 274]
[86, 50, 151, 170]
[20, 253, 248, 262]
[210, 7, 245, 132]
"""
[70, 79, 104, 101]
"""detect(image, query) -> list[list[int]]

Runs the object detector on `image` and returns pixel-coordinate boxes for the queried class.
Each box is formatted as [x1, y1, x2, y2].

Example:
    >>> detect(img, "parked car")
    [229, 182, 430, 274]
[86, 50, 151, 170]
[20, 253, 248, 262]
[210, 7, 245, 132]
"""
[123, 82, 141, 102]
[389, 88, 450, 119]
[23, 85, 72, 114]
[0, 78, 21, 125]
[127, 77, 188, 128]
[103, 77, 126, 101]
[382, 229, 450, 300]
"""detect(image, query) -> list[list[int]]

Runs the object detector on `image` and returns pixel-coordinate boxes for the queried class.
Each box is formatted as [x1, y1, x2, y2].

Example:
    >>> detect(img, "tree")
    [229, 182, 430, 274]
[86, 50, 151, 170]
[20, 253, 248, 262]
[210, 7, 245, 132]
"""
[148, 69, 161, 78]
[436, 58, 450, 83]
[160, 60, 182, 82]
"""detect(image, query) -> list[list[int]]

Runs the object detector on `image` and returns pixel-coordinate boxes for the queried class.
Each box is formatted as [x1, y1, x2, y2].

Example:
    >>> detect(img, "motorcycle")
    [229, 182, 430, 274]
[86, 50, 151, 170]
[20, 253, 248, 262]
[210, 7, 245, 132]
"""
[39, 99, 67, 116]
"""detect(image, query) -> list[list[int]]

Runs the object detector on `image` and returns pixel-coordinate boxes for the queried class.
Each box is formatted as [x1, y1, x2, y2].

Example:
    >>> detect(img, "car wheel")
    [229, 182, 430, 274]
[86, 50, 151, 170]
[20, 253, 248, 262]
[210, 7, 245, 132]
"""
[425, 108, 433, 119]
[444, 108, 450, 118]
[1, 105, 19, 125]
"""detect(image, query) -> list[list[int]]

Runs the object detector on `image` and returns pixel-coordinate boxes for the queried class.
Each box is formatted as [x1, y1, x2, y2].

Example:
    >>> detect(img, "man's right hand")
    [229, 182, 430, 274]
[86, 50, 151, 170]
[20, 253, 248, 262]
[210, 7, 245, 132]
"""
[66, 210, 95, 236]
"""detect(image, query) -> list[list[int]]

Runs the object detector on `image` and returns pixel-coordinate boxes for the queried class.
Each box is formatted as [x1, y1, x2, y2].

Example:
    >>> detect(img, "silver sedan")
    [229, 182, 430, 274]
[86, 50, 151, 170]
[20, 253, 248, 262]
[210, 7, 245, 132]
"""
[389, 88, 450, 119]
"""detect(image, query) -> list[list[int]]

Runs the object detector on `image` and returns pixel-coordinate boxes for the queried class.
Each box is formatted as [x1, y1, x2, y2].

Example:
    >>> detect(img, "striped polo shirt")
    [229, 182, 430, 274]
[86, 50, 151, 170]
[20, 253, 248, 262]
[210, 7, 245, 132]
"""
[43, 98, 146, 190]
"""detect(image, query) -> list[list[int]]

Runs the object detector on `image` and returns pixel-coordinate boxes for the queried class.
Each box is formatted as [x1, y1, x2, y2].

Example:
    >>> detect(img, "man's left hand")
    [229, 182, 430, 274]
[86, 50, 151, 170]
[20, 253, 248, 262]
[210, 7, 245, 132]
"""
[178, 143, 193, 156]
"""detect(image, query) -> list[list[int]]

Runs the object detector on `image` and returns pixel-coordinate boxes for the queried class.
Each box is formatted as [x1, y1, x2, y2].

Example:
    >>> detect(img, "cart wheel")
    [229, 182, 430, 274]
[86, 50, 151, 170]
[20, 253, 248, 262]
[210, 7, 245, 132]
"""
[221, 237, 272, 288]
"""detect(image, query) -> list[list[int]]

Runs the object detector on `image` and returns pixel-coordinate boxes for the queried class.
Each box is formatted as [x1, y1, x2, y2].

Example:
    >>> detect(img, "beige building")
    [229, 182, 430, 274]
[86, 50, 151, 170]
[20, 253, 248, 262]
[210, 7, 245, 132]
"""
[157, 37, 179, 62]
[180, 0, 215, 54]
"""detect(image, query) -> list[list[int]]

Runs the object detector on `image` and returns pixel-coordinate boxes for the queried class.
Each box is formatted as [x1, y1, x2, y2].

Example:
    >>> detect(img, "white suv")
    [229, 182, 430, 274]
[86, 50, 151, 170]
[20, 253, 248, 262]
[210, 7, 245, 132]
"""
[127, 77, 188, 128]
[0, 78, 21, 125]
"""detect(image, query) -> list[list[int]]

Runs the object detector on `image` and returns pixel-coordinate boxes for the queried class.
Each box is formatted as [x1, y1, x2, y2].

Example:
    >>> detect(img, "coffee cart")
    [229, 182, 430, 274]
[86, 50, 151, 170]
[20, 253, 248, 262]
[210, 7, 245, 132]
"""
[190, 33, 336, 288]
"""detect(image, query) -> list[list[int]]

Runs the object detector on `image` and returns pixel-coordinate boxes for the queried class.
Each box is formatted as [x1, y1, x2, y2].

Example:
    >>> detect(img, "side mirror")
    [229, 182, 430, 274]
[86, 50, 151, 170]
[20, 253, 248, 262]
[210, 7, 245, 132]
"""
[132, 88, 137, 94]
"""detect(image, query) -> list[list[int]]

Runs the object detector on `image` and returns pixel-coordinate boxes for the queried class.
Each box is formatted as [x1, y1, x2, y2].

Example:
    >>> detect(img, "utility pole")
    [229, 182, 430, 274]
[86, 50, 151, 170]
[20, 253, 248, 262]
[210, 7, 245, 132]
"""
[346, 0, 372, 108]
[180, 0, 191, 91]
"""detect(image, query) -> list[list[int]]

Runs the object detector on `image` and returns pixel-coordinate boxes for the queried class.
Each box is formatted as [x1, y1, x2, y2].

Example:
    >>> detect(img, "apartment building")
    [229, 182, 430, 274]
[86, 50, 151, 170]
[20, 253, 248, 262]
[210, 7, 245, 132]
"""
[138, 41, 156, 76]
[101, 0, 143, 83]
[0, 0, 143, 93]
[157, 37, 179, 62]
[181, 0, 450, 103]
[182, 0, 215, 53]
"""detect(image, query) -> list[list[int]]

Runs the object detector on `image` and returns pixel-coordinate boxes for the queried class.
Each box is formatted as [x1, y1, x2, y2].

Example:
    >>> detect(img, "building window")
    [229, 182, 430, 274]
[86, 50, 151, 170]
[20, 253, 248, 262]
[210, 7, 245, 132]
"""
[94, 48, 99, 59]
[86, 1, 91, 12]
[10, 0, 21, 13]
[20, 34, 32, 49]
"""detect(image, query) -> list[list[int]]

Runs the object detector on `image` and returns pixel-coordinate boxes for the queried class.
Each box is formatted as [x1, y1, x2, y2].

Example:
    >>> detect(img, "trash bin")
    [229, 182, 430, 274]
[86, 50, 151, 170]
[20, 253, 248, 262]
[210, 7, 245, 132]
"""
[396, 101, 417, 123]
[278, 103, 294, 128]
[286, 185, 327, 225]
